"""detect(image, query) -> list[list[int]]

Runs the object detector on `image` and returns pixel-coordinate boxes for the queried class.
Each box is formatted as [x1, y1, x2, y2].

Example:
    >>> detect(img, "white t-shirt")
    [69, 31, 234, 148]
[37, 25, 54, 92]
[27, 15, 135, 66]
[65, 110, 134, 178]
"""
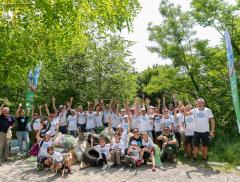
[32, 118, 41, 131]
[162, 115, 174, 129]
[131, 115, 139, 129]
[121, 130, 128, 149]
[95, 111, 103, 127]
[111, 140, 125, 156]
[191, 107, 214, 132]
[103, 110, 111, 124]
[77, 112, 86, 125]
[121, 121, 129, 131]
[86, 112, 96, 129]
[175, 113, 184, 131]
[138, 115, 151, 132]
[94, 144, 111, 157]
[154, 116, 162, 132]
[142, 137, 154, 148]
[58, 110, 67, 126]
[185, 115, 195, 136]
[67, 115, 78, 131]
[111, 113, 121, 128]
[49, 151, 63, 163]
[50, 117, 59, 136]
[38, 139, 52, 158]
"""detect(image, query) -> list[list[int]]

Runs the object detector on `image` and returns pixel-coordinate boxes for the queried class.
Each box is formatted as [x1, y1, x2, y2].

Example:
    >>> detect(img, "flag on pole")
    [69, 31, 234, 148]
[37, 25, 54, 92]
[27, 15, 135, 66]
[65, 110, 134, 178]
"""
[224, 31, 240, 133]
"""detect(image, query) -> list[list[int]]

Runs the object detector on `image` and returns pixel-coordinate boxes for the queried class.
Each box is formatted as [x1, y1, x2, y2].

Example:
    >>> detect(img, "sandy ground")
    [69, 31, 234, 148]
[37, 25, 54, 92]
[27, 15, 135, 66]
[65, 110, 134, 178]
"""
[0, 159, 239, 182]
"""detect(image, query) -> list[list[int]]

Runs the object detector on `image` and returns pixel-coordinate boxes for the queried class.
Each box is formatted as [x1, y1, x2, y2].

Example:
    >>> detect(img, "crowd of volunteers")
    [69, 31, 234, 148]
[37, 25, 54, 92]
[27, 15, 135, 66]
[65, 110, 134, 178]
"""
[0, 96, 215, 173]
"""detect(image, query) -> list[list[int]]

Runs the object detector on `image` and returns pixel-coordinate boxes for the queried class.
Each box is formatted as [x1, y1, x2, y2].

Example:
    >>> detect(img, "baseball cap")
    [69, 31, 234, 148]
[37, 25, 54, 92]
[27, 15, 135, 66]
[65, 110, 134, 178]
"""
[59, 105, 64, 108]
[117, 124, 123, 129]
[121, 109, 125, 112]
[123, 115, 128, 118]
[131, 140, 138, 145]
[149, 106, 155, 109]
[141, 108, 146, 111]
[197, 98, 205, 103]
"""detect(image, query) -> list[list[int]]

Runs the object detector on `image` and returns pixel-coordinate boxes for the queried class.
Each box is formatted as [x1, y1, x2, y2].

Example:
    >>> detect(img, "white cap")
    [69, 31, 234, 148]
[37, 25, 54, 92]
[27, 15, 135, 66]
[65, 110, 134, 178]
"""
[149, 106, 155, 109]
[197, 98, 205, 103]
[59, 105, 64, 108]
[117, 124, 123, 129]
[130, 107, 135, 111]
[121, 109, 125, 112]
[123, 115, 128, 118]
[46, 131, 51, 136]
[141, 108, 146, 111]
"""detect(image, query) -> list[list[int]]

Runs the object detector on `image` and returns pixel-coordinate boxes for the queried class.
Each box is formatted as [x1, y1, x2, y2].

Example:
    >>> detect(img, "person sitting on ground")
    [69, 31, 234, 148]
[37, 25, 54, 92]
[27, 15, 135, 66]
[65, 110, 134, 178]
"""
[128, 128, 142, 151]
[141, 132, 156, 171]
[36, 126, 53, 171]
[157, 126, 177, 163]
[124, 140, 141, 167]
[94, 136, 111, 170]
[47, 146, 72, 174]
[110, 132, 125, 167]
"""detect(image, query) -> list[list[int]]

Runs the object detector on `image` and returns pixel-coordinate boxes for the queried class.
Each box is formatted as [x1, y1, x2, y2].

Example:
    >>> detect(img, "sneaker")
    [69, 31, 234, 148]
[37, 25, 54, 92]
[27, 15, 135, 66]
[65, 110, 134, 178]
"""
[102, 164, 109, 170]
[191, 158, 197, 163]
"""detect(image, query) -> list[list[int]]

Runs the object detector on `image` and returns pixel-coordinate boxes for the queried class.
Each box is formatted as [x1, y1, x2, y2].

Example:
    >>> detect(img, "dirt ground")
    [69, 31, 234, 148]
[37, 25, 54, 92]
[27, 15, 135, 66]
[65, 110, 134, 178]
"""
[0, 159, 239, 182]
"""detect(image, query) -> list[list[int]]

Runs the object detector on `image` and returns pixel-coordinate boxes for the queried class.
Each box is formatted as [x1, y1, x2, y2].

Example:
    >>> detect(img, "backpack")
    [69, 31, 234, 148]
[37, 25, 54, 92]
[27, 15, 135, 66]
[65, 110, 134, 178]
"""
[29, 140, 44, 156]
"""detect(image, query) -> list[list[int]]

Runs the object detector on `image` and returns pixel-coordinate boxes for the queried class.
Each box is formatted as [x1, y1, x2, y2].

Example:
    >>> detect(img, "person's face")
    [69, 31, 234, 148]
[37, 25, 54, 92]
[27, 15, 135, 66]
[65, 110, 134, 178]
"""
[121, 111, 124, 116]
[48, 149, 54, 155]
[112, 108, 116, 113]
[96, 106, 100, 112]
[114, 135, 120, 142]
[133, 130, 139, 138]
[186, 105, 192, 112]
[89, 107, 93, 113]
[180, 106, 185, 113]
[142, 133, 148, 140]
[197, 101, 205, 110]
[169, 105, 174, 110]
[59, 107, 64, 112]
[150, 109, 154, 114]
[33, 113, 38, 119]
[45, 134, 51, 141]
[71, 111, 75, 115]
[116, 128, 123, 134]
[155, 109, 160, 114]
[164, 129, 170, 136]
[2, 108, 8, 116]
[99, 139, 106, 147]
[20, 110, 25, 117]
[49, 114, 54, 121]
[163, 110, 169, 116]
[141, 110, 146, 115]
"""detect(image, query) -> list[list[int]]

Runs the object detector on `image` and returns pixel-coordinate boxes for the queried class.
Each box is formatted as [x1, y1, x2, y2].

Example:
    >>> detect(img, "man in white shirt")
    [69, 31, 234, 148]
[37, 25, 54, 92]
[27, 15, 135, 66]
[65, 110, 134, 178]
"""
[191, 98, 215, 162]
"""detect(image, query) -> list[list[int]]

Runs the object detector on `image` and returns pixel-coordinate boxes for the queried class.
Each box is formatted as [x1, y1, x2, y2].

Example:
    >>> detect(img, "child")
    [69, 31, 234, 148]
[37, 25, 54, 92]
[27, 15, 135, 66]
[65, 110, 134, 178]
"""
[47, 146, 72, 174]
[94, 136, 111, 170]
[124, 140, 141, 167]
[110, 132, 125, 167]
[141, 132, 156, 171]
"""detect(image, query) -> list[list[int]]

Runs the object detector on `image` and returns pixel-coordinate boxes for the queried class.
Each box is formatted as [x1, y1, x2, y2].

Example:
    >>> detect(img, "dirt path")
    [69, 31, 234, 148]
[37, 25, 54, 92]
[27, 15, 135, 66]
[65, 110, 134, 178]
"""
[0, 159, 239, 182]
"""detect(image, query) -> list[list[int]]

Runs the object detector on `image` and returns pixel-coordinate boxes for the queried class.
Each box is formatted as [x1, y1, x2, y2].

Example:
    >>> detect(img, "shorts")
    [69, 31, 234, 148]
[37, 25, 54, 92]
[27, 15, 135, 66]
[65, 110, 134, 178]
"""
[37, 156, 51, 166]
[185, 135, 193, 144]
[193, 131, 209, 147]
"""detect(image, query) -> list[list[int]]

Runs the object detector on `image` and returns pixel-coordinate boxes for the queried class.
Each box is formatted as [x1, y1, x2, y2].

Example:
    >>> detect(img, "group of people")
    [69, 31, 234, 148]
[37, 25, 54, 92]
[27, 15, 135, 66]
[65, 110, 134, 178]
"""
[0, 96, 215, 173]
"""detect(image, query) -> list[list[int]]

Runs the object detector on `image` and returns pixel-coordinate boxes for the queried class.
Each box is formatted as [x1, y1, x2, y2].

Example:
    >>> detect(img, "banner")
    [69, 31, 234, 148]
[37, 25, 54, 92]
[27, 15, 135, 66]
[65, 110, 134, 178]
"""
[26, 64, 42, 108]
[224, 31, 240, 132]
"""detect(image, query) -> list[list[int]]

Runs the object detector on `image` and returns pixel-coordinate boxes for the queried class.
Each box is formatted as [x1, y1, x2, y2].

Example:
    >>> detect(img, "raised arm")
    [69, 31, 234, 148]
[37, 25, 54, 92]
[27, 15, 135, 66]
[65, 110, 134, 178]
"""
[36, 124, 43, 142]
[16, 103, 22, 118]
[38, 105, 43, 116]
[31, 105, 35, 120]
[27, 106, 31, 117]
[69, 97, 73, 109]
[157, 98, 161, 109]
[52, 96, 58, 113]
[45, 103, 50, 116]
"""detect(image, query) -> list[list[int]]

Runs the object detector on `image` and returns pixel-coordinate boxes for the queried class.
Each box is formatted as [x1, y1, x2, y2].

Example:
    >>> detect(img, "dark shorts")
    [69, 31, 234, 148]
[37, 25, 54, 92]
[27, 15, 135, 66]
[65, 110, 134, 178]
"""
[185, 135, 193, 144]
[59, 125, 67, 134]
[78, 124, 86, 132]
[103, 123, 108, 127]
[193, 132, 209, 147]
[37, 156, 51, 166]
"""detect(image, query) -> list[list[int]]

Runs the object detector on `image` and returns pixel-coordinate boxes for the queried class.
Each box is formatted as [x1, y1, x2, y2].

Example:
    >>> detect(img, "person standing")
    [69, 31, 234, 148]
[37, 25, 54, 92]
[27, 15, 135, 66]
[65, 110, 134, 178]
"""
[191, 98, 215, 162]
[16, 103, 30, 155]
[0, 99, 14, 164]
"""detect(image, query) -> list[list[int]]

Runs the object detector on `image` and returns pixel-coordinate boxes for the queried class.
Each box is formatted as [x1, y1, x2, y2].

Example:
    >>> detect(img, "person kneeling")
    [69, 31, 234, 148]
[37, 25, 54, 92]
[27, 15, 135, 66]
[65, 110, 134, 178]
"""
[157, 127, 177, 163]
[110, 132, 125, 167]
[47, 146, 72, 174]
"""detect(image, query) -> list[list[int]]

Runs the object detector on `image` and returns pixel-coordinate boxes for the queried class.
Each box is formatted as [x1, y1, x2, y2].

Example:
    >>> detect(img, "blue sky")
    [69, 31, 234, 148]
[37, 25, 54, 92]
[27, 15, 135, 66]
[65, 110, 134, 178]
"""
[121, 0, 233, 72]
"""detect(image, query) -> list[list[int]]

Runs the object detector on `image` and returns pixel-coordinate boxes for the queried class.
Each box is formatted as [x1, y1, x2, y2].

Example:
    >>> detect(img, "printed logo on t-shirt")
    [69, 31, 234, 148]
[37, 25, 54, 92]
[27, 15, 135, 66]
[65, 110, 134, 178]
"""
[185, 117, 194, 123]
[88, 115, 94, 120]
[155, 117, 161, 123]
[196, 112, 205, 118]
[21, 118, 25, 123]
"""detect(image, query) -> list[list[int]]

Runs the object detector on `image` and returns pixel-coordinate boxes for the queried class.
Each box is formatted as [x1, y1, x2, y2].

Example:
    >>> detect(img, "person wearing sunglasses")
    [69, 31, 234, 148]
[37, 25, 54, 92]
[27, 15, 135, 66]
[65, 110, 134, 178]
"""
[86, 105, 96, 133]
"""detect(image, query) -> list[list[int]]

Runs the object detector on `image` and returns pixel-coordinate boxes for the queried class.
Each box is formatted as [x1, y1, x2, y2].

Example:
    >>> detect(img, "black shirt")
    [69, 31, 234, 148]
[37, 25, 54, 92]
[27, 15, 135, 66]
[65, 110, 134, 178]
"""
[17, 116, 29, 131]
[128, 136, 143, 148]
[0, 114, 12, 133]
